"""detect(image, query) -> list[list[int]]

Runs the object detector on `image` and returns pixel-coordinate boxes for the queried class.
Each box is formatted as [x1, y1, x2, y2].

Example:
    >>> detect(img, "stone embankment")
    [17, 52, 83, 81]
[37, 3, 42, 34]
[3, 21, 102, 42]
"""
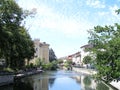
[14, 69, 43, 79]
[72, 67, 97, 75]
[0, 75, 14, 86]
[0, 69, 43, 86]
[110, 81, 120, 90]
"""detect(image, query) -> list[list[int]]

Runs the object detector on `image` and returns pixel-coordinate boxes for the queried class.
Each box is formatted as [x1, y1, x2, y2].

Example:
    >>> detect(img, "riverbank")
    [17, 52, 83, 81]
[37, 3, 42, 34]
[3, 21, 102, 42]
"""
[0, 75, 14, 86]
[72, 67, 97, 75]
[14, 69, 43, 79]
[72, 67, 119, 90]
[0, 69, 43, 86]
[110, 81, 120, 90]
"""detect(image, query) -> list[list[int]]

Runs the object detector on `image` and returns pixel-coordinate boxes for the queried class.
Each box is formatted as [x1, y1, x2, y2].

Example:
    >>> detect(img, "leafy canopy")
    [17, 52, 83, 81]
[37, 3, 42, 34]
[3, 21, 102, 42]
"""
[0, 0, 35, 69]
[88, 23, 120, 82]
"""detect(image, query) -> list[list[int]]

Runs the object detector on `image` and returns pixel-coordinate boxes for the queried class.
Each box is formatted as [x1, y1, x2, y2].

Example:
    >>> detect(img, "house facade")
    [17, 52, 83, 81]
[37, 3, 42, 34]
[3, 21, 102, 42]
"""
[80, 44, 93, 62]
[67, 52, 81, 66]
[73, 52, 81, 66]
[30, 39, 49, 64]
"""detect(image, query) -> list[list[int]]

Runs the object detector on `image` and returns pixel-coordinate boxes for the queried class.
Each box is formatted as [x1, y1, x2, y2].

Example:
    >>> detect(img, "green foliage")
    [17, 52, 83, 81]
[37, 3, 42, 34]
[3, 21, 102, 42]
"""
[83, 56, 92, 64]
[64, 62, 69, 68]
[115, 9, 120, 14]
[50, 61, 58, 70]
[0, 0, 35, 69]
[88, 23, 120, 82]
[35, 58, 58, 70]
[96, 82, 109, 90]
[35, 58, 43, 66]
[83, 76, 91, 86]
[49, 48, 57, 62]
[64, 60, 72, 68]
[58, 59, 63, 64]
[3, 67, 15, 73]
[42, 63, 52, 70]
[67, 60, 72, 65]
[42, 61, 58, 70]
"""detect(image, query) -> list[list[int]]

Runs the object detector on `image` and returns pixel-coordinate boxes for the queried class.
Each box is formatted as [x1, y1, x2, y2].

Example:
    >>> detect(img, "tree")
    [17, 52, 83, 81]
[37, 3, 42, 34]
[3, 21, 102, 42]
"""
[0, 0, 35, 69]
[83, 56, 92, 64]
[35, 58, 43, 67]
[49, 48, 57, 62]
[88, 23, 120, 82]
[115, 9, 120, 14]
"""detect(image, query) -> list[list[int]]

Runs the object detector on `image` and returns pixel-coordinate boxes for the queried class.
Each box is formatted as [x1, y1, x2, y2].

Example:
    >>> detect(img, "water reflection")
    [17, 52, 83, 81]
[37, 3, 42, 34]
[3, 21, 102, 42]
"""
[14, 80, 33, 90]
[20, 70, 114, 90]
[0, 70, 114, 90]
[83, 76, 91, 86]
[49, 78, 55, 88]
[83, 76, 92, 90]
[96, 82, 109, 90]
[0, 85, 13, 90]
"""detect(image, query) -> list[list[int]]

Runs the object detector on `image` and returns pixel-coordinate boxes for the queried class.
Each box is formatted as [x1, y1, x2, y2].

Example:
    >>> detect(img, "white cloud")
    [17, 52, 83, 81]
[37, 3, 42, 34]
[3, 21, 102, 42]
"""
[38, 15, 92, 38]
[55, 0, 65, 3]
[98, 11, 109, 16]
[86, 0, 105, 8]
[17, 0, 37, 10]
[17, 0, 92, 38]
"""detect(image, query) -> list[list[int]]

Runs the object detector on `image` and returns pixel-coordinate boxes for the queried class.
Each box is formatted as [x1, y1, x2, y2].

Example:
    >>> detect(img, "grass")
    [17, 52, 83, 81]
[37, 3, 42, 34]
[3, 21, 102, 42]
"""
[0, 67, 15, 76]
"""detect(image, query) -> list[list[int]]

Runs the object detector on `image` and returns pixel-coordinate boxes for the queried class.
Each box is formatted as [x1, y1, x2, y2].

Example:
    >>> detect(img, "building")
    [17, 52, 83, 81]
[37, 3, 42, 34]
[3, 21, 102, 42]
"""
[62, 52, 81, 66]
[30, 39, 49, 64]
[80, 44, 93, 68]
[67, 52, 81, 66]
[80, 44, 93, 62]
[72, 52, 81, 65]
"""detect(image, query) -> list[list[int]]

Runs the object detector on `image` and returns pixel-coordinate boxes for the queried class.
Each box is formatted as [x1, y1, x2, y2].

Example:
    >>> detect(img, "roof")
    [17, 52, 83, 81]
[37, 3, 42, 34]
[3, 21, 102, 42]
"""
[80, 44, 93, 49]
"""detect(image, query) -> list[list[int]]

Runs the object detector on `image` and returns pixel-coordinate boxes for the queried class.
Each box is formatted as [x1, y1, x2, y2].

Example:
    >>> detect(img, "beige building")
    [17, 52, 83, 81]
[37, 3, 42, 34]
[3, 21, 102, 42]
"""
[30, 39, 49, 64]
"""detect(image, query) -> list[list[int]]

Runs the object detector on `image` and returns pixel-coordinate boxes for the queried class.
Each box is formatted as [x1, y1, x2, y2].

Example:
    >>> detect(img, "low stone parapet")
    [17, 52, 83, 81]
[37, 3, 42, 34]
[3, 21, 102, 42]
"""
[72, 67, 97, 75]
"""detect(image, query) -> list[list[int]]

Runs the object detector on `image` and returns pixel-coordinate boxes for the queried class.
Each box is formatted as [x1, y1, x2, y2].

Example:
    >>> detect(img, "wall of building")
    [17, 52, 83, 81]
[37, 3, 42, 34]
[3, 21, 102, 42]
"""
[39, 43, 49, 63]
[29, 39, 49, 65]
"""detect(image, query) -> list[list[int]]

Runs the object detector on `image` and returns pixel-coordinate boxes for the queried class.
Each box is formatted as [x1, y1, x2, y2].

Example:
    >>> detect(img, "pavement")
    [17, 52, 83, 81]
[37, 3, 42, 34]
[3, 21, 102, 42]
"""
[110, 81, 120, 90]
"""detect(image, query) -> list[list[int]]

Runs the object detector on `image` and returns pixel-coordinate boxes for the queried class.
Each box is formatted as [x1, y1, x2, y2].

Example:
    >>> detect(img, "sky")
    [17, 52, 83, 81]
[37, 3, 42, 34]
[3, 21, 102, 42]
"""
[16, 0, 120, 58]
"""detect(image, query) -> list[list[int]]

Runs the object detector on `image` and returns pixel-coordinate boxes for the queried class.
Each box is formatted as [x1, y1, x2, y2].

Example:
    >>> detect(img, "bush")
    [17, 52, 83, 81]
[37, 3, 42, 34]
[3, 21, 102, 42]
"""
[42, 61, 58, 70]
[83, 56, 92, 64]
[3, 67, 15, 72]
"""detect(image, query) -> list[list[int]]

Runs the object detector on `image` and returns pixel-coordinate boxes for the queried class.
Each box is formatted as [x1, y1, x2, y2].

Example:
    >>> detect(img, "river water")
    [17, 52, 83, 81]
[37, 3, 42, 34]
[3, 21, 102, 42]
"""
[0, 70, 116, 90]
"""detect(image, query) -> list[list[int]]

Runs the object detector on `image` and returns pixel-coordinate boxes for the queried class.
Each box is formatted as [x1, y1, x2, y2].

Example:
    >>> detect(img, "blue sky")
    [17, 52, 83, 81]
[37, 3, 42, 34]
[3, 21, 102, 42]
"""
[16, 0, 120, 58]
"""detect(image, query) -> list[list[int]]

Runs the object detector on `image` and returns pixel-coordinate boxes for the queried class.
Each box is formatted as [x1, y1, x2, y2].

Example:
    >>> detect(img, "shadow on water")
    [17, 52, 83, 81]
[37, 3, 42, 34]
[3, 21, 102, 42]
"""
[14, 81, 33, 90]
[0, 85, 13, 90]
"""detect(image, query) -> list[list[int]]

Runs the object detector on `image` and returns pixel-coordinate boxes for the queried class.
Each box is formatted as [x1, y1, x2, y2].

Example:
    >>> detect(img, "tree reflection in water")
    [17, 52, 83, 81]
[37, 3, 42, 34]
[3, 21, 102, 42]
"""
[83, 76, 91, 86]
[84, 86, 93, 90]
[0, 85, 13, 90]
[83, 76, 93, 90]
[96, 82, 109, 90]
[49, 78, 56, 88]
[14, 81, 33, 90]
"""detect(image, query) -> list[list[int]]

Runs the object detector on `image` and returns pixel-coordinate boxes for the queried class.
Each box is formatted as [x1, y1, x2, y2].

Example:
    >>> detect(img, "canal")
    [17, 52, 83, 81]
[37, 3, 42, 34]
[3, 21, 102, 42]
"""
[0, 70, 116, 90]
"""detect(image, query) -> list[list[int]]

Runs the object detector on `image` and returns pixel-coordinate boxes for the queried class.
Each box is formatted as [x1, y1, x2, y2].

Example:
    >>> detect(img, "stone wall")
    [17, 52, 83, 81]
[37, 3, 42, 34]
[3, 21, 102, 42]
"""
[0, 75, 14, 86]
[72, 67, 97, 75]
